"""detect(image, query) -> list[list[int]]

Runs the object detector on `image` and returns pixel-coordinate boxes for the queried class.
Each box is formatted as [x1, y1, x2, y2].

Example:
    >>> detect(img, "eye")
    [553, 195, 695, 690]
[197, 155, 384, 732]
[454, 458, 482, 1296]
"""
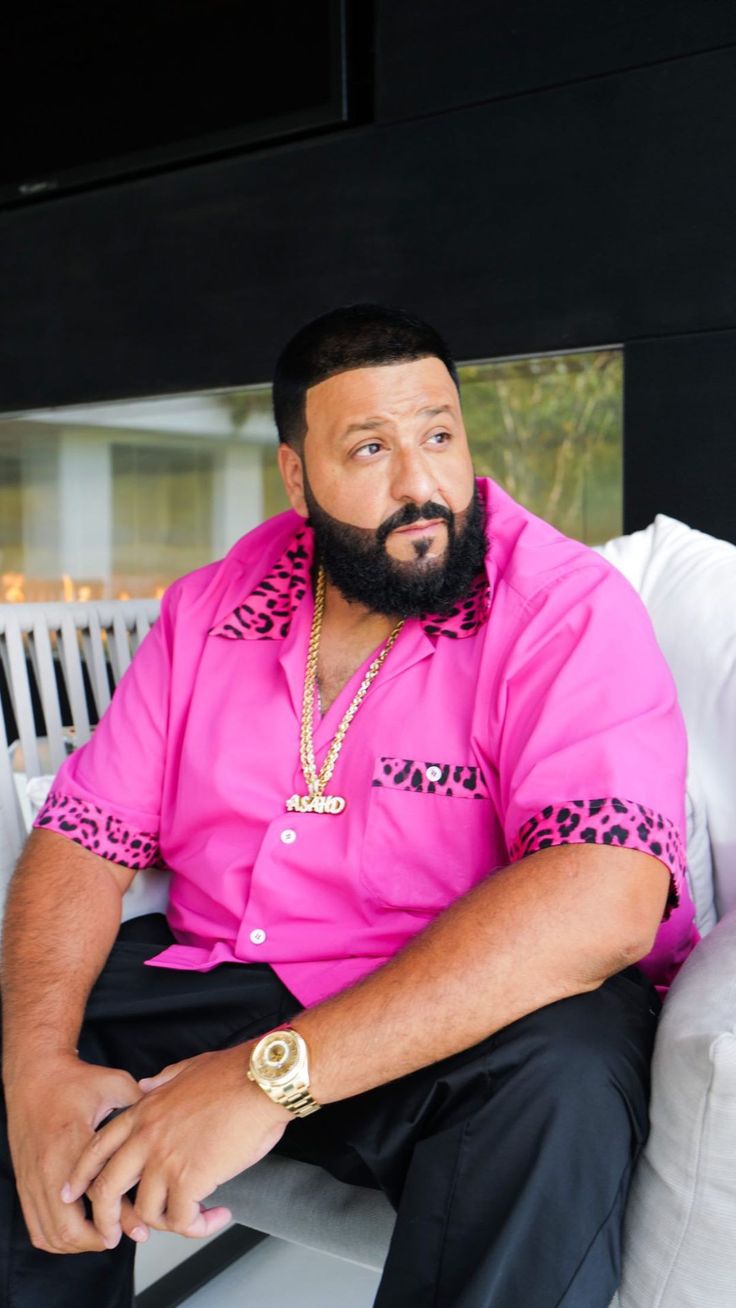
[428, 429, 451, 446]
[353, 440, 383, 459]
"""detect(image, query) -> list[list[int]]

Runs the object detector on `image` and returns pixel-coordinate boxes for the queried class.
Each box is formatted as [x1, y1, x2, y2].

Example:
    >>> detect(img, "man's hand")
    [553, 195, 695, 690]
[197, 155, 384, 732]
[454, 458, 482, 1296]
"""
[61, 1044, 291, 1246]
[4, 1054, 146, 1254]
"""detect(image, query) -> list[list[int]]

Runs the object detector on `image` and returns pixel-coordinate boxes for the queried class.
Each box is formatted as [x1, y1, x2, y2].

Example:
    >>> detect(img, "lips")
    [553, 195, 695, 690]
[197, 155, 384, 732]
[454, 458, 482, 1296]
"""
[393, 519, 444, 535]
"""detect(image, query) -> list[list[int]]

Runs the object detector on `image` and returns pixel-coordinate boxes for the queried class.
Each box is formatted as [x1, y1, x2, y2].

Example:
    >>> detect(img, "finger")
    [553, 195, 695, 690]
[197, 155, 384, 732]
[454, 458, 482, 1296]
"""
[183, 1204, 232, 1240]
[62, 1111, 135, 1203]
[158, 1185, 202, 1235]
[135, 1175, 230, 1240]
[85, 1148, 145, 1247]
[20, 1190, 66, 1254]
[52, 1211, 109, 1253]
[93, 1102, 134, 1133]
[138, 1059, 192, 1092]
[133, 1170, 169, 1231]
[90, 1075, 144, 1129]
[26, 1190, 108, 1255]
[16, 1181, 60, 1251]
[23, 1156, 109, 1255]
[120, 1194, 149, 1244]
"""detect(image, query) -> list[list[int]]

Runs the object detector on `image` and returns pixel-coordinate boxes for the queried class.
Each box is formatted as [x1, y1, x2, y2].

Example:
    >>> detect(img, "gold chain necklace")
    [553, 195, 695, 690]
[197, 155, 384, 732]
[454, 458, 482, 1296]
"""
[286, 566, 404, 816]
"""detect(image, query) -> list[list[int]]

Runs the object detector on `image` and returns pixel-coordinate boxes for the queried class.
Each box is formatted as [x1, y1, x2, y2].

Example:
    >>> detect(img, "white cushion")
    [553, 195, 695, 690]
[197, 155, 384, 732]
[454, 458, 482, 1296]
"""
[594, 514, 736, 921]
[682, 756, 717, 937]
[619, 908, 736, 1308]
[25, 773, 56, 819]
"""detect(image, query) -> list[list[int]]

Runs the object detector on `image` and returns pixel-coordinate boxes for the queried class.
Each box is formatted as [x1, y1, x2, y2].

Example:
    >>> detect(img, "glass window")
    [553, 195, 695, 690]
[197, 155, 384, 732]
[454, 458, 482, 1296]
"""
[459, 350, 622, 546]
[0, 390, 279, 603]
[0, 348, 622, 603]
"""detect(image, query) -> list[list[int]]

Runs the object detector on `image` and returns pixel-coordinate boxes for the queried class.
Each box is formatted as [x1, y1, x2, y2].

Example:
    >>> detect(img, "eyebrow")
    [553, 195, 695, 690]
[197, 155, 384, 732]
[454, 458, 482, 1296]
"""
[340, 404, 456, 442]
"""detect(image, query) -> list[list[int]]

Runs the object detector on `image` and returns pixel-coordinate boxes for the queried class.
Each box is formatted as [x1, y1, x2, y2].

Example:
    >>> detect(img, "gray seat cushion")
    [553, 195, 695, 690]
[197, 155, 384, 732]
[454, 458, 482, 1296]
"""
[217, 1152, 396, 1271]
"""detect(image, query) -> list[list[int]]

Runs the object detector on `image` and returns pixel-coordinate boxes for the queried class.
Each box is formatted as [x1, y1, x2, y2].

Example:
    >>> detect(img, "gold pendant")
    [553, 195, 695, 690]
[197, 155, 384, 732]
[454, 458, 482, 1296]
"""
[286, 793, 347, 815]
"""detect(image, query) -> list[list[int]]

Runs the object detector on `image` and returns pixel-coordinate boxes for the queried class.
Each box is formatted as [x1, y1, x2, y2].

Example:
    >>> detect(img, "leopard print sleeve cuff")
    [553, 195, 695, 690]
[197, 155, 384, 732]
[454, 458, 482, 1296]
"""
[33, 789, 161, 869]
[508, 796, 685, 920]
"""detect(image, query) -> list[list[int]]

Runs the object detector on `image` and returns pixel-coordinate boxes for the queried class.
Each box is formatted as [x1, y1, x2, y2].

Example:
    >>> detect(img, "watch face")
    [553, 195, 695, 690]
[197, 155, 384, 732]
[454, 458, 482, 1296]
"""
[254, 1030, 300, 1085]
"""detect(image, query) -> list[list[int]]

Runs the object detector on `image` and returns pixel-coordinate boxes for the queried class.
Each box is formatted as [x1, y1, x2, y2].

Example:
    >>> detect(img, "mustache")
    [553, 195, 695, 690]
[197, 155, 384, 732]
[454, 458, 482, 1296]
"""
[376, 501, 453, 547]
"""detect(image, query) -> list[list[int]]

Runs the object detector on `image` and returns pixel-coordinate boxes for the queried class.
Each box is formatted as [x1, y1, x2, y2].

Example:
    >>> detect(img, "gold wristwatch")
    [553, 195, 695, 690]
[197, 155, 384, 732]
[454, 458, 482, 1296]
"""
[247, 1027, 321, 1117]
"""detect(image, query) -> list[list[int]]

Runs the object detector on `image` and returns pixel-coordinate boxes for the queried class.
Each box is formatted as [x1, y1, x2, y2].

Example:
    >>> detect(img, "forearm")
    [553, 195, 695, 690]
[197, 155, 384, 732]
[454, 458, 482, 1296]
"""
[1, 828, 128, 1078]
[294, 843, 669, 1104]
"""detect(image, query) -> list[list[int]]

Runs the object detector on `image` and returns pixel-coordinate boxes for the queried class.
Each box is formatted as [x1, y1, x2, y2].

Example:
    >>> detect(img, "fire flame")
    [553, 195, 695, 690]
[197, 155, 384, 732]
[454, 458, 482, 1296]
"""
[2, 572, 167, 604]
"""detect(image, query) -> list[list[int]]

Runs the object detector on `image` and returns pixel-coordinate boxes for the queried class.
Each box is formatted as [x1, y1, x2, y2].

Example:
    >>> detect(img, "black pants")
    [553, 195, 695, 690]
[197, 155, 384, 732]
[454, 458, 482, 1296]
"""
[0, 915, 660, 1308]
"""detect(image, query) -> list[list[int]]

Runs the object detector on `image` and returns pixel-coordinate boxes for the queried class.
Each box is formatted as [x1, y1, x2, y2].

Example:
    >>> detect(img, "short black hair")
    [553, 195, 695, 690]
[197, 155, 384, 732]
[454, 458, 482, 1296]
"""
[272, 303, 460, 450]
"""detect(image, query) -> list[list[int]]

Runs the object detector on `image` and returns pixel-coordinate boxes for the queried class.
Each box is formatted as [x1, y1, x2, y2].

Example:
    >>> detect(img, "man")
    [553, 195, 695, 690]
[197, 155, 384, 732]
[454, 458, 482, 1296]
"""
[1, 304, 698, 1307]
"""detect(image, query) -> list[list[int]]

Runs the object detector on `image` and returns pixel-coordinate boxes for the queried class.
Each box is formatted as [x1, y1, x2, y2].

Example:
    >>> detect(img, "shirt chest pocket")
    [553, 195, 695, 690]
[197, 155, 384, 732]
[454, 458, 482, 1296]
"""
[360, 756, 496, 914]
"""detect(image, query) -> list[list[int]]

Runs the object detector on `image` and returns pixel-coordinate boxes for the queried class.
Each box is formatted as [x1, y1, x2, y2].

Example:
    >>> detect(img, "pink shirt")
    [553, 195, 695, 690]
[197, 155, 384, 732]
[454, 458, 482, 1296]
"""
[35, 478, 699, 1005]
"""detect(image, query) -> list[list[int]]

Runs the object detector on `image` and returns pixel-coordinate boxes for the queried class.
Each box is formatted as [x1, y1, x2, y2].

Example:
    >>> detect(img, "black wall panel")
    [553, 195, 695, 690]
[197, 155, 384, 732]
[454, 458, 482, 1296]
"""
[2, 46, 736, 416]
[376, 0, 736, 121]
[625, 331, 736, 543]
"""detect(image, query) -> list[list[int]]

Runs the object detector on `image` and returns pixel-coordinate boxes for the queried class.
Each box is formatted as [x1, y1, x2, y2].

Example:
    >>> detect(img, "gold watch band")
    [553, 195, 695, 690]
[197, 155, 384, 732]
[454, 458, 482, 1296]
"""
[271, 1080, 322, 1116]
[247, 1027, 322, 1118]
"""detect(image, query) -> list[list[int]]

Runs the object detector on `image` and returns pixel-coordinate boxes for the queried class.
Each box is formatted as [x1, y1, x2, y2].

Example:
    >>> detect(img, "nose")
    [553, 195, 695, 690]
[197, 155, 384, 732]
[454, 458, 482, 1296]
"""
[389, 445, 440, 508]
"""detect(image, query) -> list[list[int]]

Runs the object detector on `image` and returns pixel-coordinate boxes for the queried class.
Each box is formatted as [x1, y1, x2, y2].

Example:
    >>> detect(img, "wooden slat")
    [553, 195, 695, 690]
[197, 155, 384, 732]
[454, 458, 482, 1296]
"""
[84, 610, 111, 716]
[0, 694, 25, 868]
[135, 608, 152, 645]
[31, 619, 67, 774]
[58, 612, 91, 744]
[4, 619, 40, 778]
[110, 609, 133, 683]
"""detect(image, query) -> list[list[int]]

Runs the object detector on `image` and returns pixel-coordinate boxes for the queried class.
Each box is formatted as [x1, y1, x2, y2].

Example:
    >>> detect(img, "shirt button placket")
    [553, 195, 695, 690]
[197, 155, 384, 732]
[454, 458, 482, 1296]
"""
[244, 824, 298, 953]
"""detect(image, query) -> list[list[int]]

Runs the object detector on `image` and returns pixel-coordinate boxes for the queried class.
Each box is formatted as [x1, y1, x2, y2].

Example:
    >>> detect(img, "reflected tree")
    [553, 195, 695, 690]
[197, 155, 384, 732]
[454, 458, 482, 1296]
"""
[459, 351, 622, 544]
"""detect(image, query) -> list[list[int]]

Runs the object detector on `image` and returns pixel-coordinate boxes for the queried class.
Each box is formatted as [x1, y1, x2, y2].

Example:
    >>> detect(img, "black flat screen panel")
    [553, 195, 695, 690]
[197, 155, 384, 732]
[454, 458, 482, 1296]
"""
[3, 1, 347, 206]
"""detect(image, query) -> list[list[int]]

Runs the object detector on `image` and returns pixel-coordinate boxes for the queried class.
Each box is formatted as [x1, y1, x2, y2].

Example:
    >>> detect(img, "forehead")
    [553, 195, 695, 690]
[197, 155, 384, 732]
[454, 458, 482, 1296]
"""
[304, 357, 459, 436]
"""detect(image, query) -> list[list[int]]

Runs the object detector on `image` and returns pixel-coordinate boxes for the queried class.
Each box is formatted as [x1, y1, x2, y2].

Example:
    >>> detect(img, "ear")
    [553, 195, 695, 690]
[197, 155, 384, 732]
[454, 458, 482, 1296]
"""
[277, 443, 308, 518]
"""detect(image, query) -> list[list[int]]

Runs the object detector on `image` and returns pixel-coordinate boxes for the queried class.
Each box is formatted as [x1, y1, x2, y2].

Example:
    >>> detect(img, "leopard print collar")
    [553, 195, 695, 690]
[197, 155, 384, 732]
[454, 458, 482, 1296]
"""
[209, 527, 490, 642]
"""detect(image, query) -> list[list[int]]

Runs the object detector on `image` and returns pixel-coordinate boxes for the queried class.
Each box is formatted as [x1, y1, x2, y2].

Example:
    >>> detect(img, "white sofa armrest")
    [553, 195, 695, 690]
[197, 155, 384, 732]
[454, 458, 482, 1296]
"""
[620, 909, 736, 1308]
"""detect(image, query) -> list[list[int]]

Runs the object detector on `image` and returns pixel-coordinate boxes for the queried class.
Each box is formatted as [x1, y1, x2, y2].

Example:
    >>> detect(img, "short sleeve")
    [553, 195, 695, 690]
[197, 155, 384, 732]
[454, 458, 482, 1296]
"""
[32, 592, 175, 869]
[497, 561, 689, 915]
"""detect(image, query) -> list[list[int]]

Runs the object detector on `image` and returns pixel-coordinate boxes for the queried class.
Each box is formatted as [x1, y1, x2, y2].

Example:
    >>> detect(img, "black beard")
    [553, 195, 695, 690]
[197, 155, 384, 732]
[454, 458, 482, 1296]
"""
[302, 477, 487, 619]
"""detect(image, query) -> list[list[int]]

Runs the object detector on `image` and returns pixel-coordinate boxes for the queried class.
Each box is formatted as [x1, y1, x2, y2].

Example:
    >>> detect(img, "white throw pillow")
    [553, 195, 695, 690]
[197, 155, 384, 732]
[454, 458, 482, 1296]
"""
[594, 514, 736, 922]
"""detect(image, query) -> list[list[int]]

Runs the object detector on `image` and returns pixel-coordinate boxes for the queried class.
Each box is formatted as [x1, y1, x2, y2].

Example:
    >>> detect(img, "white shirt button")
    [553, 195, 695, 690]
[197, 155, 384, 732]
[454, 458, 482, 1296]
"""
[280, 828, 297, 844]
[249, 928, 267, 945]
[426, 765, 443, 782]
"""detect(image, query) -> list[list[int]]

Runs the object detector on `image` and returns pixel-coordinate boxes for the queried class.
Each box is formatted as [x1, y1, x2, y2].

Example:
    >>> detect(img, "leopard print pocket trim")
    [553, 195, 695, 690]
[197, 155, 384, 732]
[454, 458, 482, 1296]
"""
[33, 790, 161, 869]
[371, 757, 490, 799]
[508, 797, 684, 919]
